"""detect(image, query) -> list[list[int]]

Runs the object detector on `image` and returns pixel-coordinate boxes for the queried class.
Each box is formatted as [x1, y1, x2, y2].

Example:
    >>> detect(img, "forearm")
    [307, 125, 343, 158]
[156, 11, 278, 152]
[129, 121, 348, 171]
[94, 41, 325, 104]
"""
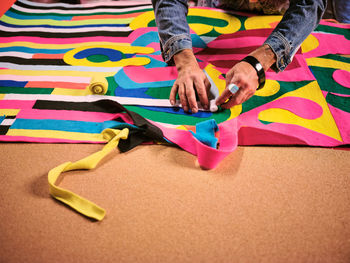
[173, 49, 198, 71]
[151, 0, 192, 63]
[248, 44, 276, 72]
[264, 0, 326, 72]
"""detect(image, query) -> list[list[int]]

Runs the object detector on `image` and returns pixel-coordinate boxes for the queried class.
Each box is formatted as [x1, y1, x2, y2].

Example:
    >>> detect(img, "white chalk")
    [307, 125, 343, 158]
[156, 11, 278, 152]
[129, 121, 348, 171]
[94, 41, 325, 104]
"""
[209, 99, 218, 112]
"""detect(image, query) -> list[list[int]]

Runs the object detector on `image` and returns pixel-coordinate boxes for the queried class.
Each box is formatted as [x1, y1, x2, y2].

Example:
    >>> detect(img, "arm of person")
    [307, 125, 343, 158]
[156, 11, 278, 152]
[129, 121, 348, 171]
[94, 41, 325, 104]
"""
[152, 0, 210, 113]
[216, 0, 327, 109]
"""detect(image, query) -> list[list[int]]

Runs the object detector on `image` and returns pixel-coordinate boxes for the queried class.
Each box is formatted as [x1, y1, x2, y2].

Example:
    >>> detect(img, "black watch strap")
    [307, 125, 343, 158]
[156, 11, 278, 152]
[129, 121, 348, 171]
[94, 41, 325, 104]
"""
[241, 56, 265, 90]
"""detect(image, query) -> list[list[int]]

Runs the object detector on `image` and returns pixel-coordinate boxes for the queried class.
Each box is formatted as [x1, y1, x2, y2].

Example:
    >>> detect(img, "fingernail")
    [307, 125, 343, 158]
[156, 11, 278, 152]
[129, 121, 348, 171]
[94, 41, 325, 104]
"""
[170, 100, 175, 106]
[192, 108, 198, 113]
[183, 106, 188, 112]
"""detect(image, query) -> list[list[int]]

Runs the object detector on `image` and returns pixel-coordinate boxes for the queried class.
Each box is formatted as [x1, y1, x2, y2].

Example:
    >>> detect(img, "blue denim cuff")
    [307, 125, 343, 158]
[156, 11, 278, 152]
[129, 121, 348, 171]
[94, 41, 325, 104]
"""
[161, 33, 192, 64]
[264, 31, 292, 72]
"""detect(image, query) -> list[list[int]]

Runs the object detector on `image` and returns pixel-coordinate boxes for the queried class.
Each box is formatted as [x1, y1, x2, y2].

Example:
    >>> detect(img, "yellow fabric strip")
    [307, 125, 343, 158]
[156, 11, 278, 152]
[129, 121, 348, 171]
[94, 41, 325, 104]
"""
[7, 129, 106, 142]
[0, 109, 20, 116]
[48, 128, 129, 221]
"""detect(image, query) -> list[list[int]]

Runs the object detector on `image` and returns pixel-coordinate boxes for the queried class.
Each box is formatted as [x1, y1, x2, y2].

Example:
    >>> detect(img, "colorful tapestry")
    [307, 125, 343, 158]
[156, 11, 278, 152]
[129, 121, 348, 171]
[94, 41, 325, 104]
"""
[0, 0, 349, 168]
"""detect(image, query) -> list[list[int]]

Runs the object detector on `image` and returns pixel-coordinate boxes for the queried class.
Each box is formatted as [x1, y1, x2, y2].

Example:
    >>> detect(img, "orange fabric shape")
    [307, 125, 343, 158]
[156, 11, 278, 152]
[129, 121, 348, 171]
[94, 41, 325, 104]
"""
[0, 0, 15, 17]
[32, 53, 65, 59]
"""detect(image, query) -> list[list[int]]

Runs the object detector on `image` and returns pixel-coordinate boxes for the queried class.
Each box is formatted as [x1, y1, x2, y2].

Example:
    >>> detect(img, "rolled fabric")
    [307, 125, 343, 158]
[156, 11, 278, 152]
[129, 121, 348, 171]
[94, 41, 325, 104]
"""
[89, 77, 108, 95]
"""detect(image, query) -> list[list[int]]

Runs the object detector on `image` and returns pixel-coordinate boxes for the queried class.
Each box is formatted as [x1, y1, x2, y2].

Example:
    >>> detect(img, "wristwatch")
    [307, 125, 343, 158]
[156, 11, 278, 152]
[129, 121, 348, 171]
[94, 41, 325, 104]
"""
[241, 56, 265, 90]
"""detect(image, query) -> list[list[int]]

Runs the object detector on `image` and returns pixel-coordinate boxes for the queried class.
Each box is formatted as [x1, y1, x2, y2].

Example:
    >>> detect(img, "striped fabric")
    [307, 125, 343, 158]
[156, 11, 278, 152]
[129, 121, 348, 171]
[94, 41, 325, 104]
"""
[0, 0, 349, 154]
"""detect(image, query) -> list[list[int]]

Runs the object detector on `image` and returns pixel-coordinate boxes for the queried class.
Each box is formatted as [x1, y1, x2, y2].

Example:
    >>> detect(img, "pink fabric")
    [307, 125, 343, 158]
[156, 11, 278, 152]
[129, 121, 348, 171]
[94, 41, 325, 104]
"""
[0, 135, 105, 144]
[333, 70, 350, 88]
[303, 33, 350, 59]
[16, 110, 127, 122]
[154, 119, 238, 169]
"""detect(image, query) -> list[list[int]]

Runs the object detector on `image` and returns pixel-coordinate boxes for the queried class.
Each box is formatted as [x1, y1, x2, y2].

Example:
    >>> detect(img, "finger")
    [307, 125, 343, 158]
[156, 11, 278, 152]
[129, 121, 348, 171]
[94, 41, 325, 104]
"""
[194, 78, 209, 110]
[185, 80, 198, 113]
[225, 69, 235, 84]
[178, 84, 189, 112]
[221, 88, 246, 109]
[244, 92, 254, 103]
[215, 88, 235, 106]
[216, 73, 239, 105]
[204, 77, 211, 92]
[169, 83, 179, 106]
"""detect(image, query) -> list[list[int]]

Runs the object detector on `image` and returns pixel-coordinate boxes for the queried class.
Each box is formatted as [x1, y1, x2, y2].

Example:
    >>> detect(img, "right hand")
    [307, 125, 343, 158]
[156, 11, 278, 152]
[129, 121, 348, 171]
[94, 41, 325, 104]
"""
[170, 49, 211, 113]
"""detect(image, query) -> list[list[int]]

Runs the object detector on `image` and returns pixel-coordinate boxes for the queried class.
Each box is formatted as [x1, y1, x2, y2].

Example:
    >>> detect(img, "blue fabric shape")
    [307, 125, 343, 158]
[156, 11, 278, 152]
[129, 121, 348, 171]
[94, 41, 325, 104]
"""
[5, 10, 73, 21]
[114, 85, 153, 99]
[191, 34, 207, 48]
[101, 120, 139, 131]
[190, 119, 219, 148]
[74, 48, 133, 61]
[12, 119, 140, 134]
[0, 46, 71, 54]
[0, 80, 27, 88]
[114, 68, 175, 89]
[131, 31, 160, 47]
[11, 119, 102, 133]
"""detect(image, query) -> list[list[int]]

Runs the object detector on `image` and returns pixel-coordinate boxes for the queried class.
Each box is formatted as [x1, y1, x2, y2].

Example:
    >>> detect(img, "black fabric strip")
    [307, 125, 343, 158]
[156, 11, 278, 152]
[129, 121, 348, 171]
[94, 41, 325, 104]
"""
[0, 126, 10, 135]
[14, 1, 151, 10]
[33, 100, 118, 113]
[5, 115, 17, 119]
[32, 99, 165, 151]
[94, 100, 165, 151]
[0, 30, 131, 38]
[0, 57, 68, 66]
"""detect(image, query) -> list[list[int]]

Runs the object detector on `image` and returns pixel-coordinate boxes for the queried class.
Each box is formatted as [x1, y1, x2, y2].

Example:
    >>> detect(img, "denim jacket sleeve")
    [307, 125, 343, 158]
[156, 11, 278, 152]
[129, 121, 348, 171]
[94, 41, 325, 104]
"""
[151, 0, 192, 64]
[152, 0, 327, 71]
[264, 0, 327, 72]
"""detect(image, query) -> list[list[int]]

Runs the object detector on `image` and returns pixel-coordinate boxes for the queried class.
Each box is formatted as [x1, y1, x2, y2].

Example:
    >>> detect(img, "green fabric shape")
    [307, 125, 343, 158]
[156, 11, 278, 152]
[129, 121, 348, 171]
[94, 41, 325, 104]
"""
[124, 105, 231, 126]
[87, 54, 111, 63]
[235, 15, 247, 31]
[309, 66, 350, 95]
[315, 25, 350, 40]
[319, 54, 350, 64]
[187, 16, 228, 27]
[0, 87, 54, 94]
[145, 86, 172, 99]
[242, 80, 313, 114]
[326, 93, 350, 113]
[105, 76, 118, 96]
[259, 120, 274, 125]
[148, 16, 228, 28]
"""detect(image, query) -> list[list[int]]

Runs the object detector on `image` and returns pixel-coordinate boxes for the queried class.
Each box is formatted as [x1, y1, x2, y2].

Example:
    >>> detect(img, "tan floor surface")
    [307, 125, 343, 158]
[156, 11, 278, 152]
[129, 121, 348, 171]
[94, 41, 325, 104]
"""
[1, 143, 350, 263]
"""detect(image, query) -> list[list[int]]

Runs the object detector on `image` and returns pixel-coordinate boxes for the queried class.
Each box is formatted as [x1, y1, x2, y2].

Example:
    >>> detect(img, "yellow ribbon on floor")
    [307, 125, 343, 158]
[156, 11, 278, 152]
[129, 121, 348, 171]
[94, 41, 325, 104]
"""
[48, 128, 129, 221]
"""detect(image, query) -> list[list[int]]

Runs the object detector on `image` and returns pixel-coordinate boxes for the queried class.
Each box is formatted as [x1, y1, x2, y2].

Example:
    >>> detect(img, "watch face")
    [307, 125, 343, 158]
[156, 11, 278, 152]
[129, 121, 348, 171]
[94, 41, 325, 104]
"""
[256, 63, 263, 72]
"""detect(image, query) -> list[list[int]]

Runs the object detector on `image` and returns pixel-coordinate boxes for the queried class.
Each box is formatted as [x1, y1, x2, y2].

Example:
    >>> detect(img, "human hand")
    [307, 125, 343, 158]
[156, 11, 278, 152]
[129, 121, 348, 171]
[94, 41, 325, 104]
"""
[171, 49, 211, 113]
[216, 45, 276, 109]
[215, 60, 259, 109]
